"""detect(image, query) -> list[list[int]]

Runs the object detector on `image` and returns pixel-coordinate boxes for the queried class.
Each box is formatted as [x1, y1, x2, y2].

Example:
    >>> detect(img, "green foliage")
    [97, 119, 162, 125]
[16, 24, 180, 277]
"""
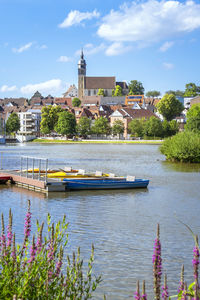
[91, 117, 111, 135]
[184, 82, 200, 97]
[185, 103, 200, 132]
[128, 80, 144, 95]
[112, 120, 124, 136]
[128, 119, 144, 137]
[77, 117, 91, 138]
[72, 97, 81, 107]
[156, 94, 184, 121]
[165, 90, 184, 97]
[0, 201, 101, 299]
[112, 85, 123, 97]
[145, 90, 160, 98]
[6, 113, 20, 135]
[55, 111, 76, 137]
[97, 89, 105, 96]
[160, 131, 200, 162]
[40, 105, 63, 134]
[143, 117, 163, 137]
[162, 119, 179, 137]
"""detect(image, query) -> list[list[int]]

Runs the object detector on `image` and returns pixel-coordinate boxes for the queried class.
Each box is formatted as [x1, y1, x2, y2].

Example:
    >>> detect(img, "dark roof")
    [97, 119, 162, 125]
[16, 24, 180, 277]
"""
[84, 77, 115, 89]
[116, 81, 128, 89]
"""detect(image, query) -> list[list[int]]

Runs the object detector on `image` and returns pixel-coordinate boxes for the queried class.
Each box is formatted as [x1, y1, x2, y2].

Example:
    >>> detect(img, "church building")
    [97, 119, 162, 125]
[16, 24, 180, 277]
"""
[78, 50, 128, 100]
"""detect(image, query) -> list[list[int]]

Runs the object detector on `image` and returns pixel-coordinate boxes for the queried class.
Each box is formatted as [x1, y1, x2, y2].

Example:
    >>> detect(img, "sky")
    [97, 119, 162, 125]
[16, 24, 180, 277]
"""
[0, 0, 200, 99]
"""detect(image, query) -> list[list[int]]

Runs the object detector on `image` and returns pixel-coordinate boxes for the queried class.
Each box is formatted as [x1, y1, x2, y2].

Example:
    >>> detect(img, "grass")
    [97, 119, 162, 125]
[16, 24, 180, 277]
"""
[32, 138, 163, 144]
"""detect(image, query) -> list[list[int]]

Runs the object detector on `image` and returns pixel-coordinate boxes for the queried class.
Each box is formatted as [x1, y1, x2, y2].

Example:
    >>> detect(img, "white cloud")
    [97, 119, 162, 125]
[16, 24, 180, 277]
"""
[97, 0, 200, 45]
[159, 41, 174, 52]
[0, 85, 17, 92]
[105, 42, 132, 56]
[59, 9, 100, 28]
[37, 44, 47, 50]
[57, 56, 72, 62]
[163, 62, 174, 69]
[20, 79, 63, 95]
[12, 42, 33, 53]
[75, 43, 105, 56]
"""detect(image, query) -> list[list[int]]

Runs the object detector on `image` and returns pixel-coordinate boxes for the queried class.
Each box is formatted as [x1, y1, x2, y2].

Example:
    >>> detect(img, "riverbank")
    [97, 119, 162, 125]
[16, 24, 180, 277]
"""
[32, 138, 163, 144]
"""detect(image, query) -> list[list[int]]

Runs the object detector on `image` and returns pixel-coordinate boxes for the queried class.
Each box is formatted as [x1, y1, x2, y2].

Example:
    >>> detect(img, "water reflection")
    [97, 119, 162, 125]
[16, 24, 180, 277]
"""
[162, 161, 200, 172]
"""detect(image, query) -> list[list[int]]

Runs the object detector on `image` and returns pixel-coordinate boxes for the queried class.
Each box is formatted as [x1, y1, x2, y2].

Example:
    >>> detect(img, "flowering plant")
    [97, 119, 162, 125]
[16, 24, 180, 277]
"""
[0, 200, 101, 299]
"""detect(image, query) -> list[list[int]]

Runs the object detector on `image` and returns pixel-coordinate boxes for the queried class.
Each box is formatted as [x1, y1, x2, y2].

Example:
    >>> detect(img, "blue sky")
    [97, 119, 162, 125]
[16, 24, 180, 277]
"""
[0, 0, 200, 98]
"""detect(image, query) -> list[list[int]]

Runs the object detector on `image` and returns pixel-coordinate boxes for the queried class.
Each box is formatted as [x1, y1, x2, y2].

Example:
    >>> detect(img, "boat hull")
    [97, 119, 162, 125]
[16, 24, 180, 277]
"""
[63, 178, 149, 190]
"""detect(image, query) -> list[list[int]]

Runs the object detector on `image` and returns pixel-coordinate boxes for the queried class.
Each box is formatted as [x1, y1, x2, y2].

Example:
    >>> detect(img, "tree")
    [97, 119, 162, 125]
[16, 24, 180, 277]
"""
[128, 80, 144, 95]
[77, 116, 91, 138]
[156, 94, 184, 121]
[6, 112, 20, 135]
[184, 83, 200, 97]
[128, 119, 144, 137]
[97, 89, 105, 96]
[112, 120, 124, 136]
[40, 105, 63, 134]
[162, 119, 179, 137]
[143, 117, 163, 137]
[112, 85, 123, 97]
[185, 103, 200, 132]
[72, 97, 81, 107]
[91, 117, 111, 136]
[55, 111, 76, 138]
[165, 90, 184, 97]
[146, 91, 161, 98]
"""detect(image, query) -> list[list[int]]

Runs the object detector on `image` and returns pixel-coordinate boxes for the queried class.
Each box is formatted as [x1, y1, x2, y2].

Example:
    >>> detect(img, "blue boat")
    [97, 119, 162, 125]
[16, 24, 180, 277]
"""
[63, 178, 149, 190]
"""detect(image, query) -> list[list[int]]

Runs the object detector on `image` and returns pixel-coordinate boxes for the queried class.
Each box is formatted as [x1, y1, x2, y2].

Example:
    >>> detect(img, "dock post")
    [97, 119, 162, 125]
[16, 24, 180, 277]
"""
[0, 152, 2, 170]
[26, 157, 28, 178]
[20, 157, 22, 177]
[39, 159, 41, 180]
[45, 159, 48, 183]
[32, 158, 35, 179]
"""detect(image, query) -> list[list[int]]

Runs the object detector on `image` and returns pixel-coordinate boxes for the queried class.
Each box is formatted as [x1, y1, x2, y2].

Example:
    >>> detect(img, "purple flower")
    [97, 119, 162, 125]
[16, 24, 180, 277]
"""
[28, 236, 37, 264]
[7, 226, 13, 248]
[153, 224, 162, 300]
[161, 285, 169, 299]
[134, 291, 141, 300]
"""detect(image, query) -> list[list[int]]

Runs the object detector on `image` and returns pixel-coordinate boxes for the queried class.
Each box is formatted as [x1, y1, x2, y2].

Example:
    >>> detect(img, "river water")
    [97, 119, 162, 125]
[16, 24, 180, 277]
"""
[0, 143, 200, 299]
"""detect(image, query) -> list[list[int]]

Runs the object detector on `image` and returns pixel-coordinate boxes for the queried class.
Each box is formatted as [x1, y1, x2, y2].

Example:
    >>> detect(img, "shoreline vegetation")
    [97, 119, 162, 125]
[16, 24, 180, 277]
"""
[32, 138, 163, 144]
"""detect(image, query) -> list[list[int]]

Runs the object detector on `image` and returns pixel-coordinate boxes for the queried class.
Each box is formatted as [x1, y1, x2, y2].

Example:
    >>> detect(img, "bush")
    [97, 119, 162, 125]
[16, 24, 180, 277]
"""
[160, 131, 200, 162]
[0, 201, 101, 299]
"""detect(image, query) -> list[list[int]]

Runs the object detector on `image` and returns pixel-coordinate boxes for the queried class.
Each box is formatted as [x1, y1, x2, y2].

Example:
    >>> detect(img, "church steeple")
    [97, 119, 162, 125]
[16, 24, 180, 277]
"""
[78, 49, 86, 76]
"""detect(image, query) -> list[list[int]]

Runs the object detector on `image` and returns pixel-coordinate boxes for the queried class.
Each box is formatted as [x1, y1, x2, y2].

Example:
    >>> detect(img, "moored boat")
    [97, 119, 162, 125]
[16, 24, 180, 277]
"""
[63, 177, 149, 190]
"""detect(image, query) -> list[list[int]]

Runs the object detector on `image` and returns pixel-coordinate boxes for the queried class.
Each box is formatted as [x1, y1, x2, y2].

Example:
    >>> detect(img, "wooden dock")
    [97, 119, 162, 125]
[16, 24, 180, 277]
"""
[0, 170, 66, 193]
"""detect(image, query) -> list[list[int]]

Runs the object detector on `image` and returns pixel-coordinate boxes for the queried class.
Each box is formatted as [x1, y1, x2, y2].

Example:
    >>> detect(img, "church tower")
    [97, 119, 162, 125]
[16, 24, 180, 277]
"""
[78, 50, 86, 100]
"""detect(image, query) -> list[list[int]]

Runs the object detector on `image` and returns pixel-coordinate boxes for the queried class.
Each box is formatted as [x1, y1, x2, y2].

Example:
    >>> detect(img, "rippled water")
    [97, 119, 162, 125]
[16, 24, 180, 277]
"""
[0, 143, 200, 299]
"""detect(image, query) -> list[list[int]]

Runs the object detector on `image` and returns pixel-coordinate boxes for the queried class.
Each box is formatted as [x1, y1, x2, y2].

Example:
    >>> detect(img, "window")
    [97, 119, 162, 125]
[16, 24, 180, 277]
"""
[88, 90, 91, 96]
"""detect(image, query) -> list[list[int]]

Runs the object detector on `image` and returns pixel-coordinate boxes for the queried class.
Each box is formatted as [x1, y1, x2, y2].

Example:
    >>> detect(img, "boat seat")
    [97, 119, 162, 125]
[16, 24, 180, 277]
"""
[64, 167, 72, 172]
[95, 171, 103, 176]
[78, 169, 85, 175]
[126, 175, 135, 181]
[108, 173, 115, 178]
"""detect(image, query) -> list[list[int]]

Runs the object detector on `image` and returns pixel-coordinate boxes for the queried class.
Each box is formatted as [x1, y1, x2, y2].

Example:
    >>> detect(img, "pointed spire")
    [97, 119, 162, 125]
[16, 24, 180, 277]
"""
[81, 48, 84, 59]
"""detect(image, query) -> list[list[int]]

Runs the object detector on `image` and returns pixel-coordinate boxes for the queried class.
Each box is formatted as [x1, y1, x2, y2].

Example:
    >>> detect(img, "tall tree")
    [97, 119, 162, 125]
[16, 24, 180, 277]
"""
[184, 83, 200, 97]
[6, 112, 20, 135]
[72, 97, 81, 107]
[143, 117, 163, 137]
[77, 116, 91, 138]
[128, 80, 144, 95]
[112, 85, 123, 97]
[156, 94, 184, 121]
[91, 117, 111, 135]
[55, 111, 76, 137]
[97, 89, 105, 96]
[112, 120, 124, 136]
[146, 91, 161, 98]
[128, 119, 144, 137]
[40, 105, 63, 134]
[165, 90, 184, 97]
[185, 103, 200, 132]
